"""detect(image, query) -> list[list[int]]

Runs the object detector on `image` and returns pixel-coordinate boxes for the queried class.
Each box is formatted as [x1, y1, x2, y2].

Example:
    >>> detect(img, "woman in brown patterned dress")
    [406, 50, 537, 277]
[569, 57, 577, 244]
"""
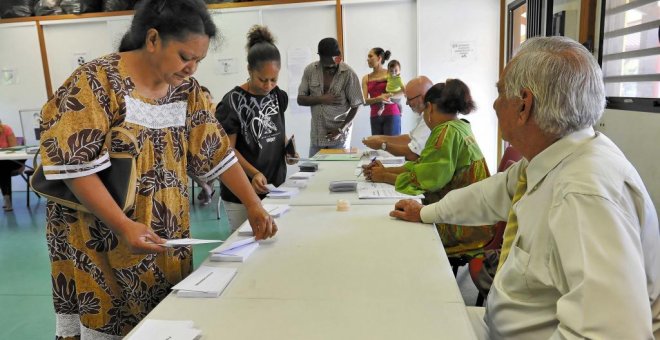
[39, 1, 276, 338]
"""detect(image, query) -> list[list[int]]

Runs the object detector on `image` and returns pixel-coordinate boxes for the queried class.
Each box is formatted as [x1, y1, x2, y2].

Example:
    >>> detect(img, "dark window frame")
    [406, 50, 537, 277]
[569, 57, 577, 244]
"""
[597, 0, 660, 114]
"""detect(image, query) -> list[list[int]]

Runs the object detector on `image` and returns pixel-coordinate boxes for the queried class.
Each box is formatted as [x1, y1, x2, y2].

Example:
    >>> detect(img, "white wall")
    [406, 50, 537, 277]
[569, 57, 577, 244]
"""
[595, 109, 660, 212]
[417, 0, 501, 171]
[0, 0, 502, 192]
[343, 0, 418, 149]
[0, 22, 48, 191]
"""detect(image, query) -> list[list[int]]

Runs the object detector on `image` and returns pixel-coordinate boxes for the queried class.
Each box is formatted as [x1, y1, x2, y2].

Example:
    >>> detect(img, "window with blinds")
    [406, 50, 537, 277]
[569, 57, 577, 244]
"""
[600, 0, 659, 111]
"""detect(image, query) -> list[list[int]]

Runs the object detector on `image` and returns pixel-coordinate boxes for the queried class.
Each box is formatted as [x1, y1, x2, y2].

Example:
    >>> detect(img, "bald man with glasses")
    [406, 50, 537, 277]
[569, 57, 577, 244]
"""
[362, 76, 433, 161]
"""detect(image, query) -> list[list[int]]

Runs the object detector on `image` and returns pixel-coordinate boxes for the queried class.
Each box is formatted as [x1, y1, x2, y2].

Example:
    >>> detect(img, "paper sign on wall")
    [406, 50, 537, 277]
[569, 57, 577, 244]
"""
[72, 52, 89, 71]
[450, 41, 476, 62]
[215, 58, 237, 75]
[1, 68, 17, 85]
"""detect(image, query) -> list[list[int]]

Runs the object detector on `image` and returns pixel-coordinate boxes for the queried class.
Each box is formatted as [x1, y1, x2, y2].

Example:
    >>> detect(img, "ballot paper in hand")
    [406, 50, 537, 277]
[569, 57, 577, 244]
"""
[126, 320, 202, 340]
[265, 185, 299, 198]
[172, 266, 237, 298]
[161, 239, 224, 247]
[209, 237, 259, 262]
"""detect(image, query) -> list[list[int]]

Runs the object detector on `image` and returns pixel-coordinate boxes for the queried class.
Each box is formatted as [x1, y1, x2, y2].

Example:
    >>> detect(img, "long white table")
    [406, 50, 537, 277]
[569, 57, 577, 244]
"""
[264, 160, 415, 207]
[0, 149, 32, 161]
[128, 205, 476, 339]
[127, 154, 477, 339]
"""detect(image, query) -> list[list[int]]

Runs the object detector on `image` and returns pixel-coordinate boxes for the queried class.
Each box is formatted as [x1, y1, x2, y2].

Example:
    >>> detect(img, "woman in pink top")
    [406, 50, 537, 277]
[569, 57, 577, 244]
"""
[361, 47, 401, 136]
[0, 119, 21, 211]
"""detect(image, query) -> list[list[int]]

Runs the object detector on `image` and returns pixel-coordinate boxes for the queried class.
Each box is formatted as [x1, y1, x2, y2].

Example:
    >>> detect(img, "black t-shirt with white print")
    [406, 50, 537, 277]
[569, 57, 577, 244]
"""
[216, 86, 289, 203]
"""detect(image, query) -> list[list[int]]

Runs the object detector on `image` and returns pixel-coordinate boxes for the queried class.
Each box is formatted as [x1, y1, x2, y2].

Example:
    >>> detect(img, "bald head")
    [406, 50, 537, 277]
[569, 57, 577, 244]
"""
[405, 76, 433, 114]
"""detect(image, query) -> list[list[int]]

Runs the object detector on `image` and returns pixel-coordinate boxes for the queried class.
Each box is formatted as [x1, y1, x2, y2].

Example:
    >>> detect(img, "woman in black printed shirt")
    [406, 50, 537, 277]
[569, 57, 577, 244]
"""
[216, 25, 299, 231]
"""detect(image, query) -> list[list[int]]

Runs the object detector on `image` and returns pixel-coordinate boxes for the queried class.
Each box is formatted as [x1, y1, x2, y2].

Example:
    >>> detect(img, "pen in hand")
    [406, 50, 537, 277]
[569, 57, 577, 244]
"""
[357, 156, 378, 178]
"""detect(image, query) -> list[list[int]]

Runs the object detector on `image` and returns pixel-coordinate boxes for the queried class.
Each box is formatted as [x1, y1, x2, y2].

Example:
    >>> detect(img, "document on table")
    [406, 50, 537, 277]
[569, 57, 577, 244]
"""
[358, 156, 405, 166]
[126, 319, 202, 340]
[266, 185, 299, 198]
[172, 266, 237, 298]
[209, 237, 260, 262]
[311, 153, 360, 161]
[357, 182, 424, 199]
[161, 239, 224, 247]
[209, 242, 259, 262]
[289, 171, 315, 180]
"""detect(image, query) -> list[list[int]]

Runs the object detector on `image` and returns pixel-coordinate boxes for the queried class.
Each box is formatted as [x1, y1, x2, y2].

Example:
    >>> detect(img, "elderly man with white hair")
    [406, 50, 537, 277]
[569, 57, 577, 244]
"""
[391, 36, 660, 339]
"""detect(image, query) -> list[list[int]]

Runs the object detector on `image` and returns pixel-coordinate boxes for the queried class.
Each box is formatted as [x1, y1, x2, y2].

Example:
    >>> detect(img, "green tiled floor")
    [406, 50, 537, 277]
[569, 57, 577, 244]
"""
[0, 190, 230, 339]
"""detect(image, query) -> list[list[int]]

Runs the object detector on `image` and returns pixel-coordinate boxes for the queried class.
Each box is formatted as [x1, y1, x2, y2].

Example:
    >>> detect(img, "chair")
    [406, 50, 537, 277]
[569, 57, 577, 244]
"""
[467, 145, 522, 305]
[9, 137, 38, 207]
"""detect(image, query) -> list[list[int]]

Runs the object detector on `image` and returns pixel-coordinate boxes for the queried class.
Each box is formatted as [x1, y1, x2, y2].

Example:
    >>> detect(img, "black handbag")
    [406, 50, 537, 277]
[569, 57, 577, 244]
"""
[30, 126, 138, 213]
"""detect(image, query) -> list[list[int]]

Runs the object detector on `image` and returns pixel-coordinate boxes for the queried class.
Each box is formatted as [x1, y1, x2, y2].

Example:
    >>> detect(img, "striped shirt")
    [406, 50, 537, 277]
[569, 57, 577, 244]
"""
[298, 61, 364, 147]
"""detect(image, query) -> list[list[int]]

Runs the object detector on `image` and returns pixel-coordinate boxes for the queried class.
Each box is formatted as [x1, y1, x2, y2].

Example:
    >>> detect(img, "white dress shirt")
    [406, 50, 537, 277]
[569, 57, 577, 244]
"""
[421, 127, 660, 339]
[407, 116, 431, 156]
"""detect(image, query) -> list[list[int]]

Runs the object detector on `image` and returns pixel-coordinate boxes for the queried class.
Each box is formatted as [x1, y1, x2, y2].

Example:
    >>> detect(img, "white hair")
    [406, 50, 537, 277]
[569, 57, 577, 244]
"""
[503, 36, 606, 137]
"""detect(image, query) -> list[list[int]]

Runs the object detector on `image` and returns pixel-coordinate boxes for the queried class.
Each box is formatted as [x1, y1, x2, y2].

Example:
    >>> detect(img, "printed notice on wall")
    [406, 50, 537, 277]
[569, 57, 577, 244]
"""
[450, 41, 476, 62]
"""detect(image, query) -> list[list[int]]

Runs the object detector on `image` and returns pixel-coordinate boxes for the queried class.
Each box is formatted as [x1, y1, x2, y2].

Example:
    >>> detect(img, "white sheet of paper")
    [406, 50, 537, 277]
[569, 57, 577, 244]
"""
[126, 319, 201, 340]
[266, 186, 299, 198]
[162, 239, 224, 247]
[209, 237, 256, 254]
[171, 266, 237, 294]
[289, 171, 315, 179]
[357, 182, 424, 199]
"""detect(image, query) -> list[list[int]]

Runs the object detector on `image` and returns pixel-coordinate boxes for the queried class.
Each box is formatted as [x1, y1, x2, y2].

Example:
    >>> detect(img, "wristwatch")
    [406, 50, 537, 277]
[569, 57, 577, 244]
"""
[381, 142, 387, 150]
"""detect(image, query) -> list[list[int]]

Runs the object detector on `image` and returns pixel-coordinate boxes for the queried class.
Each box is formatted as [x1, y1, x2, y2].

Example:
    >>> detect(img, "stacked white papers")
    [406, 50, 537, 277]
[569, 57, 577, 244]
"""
[172, 266, 237, 298]
[357, 182, 424, 199]
[283, 179, 308, 188]
[236, 205, 290, 236]
[359, 156, 405, 166]
[264, 204, 290, 218]
[289, 171, 315, 180]
[161, 239, 224, 247]
[126, 320, 202, 340]
[266, 185, 299, 199]
[209, 237, 259, 262]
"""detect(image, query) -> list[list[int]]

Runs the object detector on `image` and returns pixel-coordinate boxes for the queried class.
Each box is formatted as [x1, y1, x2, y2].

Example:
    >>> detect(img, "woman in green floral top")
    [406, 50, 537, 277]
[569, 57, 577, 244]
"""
[364, 79, 493, 255]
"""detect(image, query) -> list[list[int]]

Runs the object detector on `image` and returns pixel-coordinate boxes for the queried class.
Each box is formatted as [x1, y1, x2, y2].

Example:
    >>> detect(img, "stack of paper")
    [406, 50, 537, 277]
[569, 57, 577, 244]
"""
[266, 185, 299, 199]
[171, 266, 237, 298]
[312, 153, 360, 161]
[237, 205, 291, 236]
[265, 204, 290, 217]
[357, 182, 424, 199]
[359, 156, 405, 166]
[209, 237, 259, 262]
[126, 320, 202, 340]
[283, 179, 308, 188]
[289, 171, 315, 180]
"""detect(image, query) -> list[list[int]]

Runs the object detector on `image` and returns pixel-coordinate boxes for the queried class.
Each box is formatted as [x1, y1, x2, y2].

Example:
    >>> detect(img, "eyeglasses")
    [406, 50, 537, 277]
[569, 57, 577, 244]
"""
[406, 94, 422, 102]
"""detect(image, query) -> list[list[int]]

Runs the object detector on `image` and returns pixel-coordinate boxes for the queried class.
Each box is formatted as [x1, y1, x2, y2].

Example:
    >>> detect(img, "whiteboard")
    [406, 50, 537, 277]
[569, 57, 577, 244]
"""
[19, 109, 42, 146]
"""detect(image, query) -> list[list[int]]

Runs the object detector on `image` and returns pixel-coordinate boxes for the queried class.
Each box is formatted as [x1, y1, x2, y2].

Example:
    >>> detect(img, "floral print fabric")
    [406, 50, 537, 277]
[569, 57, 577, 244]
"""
[40, 53, 234, 339]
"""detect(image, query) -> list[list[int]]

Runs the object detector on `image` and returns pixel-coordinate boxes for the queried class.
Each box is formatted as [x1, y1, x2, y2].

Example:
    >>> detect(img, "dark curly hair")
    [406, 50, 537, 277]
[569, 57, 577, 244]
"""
[246, 25, 280, 70]
[424, 79, 476, 115]
[118, 0, 216, 52]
